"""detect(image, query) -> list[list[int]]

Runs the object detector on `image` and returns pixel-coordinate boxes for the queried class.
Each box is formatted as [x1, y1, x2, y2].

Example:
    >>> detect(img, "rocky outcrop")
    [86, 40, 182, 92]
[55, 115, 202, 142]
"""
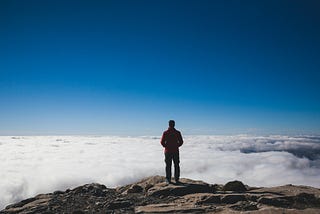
[223, 180, 247, 192]
[1, 176, 320, 213]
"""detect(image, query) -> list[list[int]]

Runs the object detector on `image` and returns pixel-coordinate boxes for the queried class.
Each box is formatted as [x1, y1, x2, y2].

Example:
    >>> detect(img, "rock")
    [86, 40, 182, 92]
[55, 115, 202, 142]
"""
[73, 183, 107, 197]
[221, 194, 247, 204]
[248, 184, 320, 197]
[258, 196, 292, 208]
[144, 183, 154, 192]
[223, 180, 247, 192]
[127, 184, 143, 193]
[1, 176, 320, 214]
[147, 183, 214, 197]
[3, 196, 51, 213]
[106, 200, 133, 209]
[295, 193, 320, 207]
[212, 184, 224, 191]
[147, 178, 216, 197]
[53, 190, 64, 195]
[229, 201, 258, 211]
[117, 175, 165, 194]
[5, 197, 37, 209]
[135, 203, 211, 213]
[197, 194, 221, 204]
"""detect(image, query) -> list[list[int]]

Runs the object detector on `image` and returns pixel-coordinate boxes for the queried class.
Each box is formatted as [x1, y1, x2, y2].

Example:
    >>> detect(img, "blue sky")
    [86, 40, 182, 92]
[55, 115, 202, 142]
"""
[1, 0, 319, 135]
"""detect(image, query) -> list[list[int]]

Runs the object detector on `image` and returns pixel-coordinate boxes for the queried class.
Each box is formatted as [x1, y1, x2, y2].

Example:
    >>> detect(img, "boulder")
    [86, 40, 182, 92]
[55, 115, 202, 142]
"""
[223, 180, 247, 192]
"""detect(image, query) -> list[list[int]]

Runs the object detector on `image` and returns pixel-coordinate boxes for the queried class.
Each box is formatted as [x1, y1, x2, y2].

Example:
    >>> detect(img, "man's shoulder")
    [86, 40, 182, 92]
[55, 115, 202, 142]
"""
[163, 129, 182, 135]
[174, 129, 182, 135]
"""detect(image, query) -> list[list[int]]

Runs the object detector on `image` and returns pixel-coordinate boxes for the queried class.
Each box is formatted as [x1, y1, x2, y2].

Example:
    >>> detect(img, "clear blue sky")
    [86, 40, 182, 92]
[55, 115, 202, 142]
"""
[1, 0, 319, 135]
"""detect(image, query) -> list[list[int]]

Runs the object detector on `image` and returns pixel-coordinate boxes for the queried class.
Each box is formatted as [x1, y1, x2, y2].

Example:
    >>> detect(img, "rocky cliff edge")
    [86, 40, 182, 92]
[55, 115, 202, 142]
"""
[1, 176, 320, 213]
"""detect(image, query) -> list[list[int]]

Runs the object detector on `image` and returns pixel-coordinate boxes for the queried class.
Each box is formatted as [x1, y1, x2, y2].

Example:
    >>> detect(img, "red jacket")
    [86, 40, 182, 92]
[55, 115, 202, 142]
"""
[160, 127, 183, 153]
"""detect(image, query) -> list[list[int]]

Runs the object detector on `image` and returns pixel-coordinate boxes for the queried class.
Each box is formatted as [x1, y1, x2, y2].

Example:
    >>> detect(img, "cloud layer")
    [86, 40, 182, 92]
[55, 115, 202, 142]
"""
[1, 135, 320, 209]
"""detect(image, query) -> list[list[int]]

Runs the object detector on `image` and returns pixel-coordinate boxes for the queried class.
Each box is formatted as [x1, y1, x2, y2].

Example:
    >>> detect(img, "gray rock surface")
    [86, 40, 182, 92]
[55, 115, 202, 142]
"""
[1, 176, 320, 213]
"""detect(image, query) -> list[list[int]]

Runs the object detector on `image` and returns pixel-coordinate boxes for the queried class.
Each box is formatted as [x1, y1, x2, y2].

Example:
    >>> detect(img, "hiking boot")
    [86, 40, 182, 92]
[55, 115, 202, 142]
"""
[165, 179, 171, 185]
[175, 179, 182, 185]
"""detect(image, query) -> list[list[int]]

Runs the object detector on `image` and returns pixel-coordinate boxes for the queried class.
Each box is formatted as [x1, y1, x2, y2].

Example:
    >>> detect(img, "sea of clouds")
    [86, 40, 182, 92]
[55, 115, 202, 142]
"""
[1, 135, 320, 209]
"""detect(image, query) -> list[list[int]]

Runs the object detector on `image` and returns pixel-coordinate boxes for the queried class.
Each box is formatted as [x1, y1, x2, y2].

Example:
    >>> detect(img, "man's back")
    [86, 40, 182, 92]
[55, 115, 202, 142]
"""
[161, 127, 183, 153]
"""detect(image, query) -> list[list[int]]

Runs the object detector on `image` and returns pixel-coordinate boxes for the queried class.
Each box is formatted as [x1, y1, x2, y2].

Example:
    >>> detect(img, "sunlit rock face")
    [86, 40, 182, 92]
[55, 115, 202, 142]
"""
[1, 176, 320, 213]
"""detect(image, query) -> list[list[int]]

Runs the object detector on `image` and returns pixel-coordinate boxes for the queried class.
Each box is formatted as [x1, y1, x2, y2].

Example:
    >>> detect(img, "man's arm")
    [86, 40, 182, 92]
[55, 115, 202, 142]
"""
[178, 131, 183, 147]
[160, 132, 166, 147]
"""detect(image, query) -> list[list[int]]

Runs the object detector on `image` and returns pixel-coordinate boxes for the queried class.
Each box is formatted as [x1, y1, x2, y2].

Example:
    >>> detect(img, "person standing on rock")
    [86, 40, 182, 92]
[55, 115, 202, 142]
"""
[161, 120, 184, 184]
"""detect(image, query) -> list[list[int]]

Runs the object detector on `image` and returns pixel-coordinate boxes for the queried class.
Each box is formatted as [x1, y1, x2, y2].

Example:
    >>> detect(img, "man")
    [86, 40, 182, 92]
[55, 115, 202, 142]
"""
[160, 120, 184, 184]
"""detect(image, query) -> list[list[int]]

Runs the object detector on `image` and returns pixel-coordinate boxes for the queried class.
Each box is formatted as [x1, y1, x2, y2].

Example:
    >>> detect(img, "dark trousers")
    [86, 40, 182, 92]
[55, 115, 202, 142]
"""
[165, 152, 180, 181]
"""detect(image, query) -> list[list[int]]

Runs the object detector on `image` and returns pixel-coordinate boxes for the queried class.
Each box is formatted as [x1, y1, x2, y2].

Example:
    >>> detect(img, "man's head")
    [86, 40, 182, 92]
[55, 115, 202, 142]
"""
[169, 120, 175, 128]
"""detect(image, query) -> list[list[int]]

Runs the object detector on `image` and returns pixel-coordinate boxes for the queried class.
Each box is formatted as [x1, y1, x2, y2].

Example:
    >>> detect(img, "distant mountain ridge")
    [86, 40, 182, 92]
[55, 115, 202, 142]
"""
[1, 176, 320, 213]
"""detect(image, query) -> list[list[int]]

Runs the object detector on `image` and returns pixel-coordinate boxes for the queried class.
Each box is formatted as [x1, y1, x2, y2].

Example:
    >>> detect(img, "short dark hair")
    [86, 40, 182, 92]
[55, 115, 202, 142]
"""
[169, 120, 175, 128]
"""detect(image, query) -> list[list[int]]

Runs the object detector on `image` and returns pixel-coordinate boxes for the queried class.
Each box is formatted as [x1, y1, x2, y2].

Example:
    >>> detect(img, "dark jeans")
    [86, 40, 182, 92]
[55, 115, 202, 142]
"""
[165, 152, 180, 181]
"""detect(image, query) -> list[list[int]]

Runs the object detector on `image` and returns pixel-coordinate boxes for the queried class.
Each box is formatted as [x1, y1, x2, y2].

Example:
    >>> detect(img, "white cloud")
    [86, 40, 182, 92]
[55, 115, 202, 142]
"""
[0, 135, 319, 209]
